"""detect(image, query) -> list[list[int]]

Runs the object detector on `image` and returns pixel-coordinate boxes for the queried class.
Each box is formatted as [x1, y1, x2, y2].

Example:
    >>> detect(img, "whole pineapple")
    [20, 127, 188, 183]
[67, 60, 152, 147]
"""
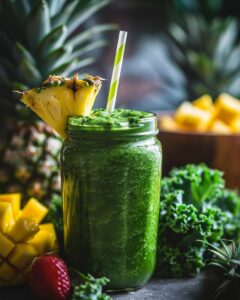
[163, 14, 240, 105]
[0, 0, 114, 205]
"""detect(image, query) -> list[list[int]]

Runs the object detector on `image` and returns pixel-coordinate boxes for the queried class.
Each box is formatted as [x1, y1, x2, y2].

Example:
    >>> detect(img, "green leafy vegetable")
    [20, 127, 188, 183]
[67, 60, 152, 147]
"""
[157, 164, 240, 278]
[70, 271, 111, 300]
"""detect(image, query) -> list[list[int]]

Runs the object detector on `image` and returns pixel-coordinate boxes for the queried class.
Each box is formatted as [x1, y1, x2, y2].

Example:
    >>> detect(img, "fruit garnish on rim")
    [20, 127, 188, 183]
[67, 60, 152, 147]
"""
[15, 74, 103, 139]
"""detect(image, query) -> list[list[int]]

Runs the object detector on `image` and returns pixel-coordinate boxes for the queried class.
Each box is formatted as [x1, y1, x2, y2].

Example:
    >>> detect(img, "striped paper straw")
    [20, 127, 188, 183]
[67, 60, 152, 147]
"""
[106, 31, 128, 113]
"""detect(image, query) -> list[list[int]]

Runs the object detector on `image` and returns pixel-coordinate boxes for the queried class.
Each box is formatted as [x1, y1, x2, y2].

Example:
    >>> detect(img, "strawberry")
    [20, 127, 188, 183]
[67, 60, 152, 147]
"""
[28, 254, 71, 300]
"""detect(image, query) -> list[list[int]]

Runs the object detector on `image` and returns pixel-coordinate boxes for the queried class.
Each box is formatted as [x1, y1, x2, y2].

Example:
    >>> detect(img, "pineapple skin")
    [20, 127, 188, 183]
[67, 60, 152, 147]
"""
[0, 121, 61, 207]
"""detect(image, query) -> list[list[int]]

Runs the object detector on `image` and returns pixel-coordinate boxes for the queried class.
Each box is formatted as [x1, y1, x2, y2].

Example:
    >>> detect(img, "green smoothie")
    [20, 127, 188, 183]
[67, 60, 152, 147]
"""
[61, 109, 162, 291]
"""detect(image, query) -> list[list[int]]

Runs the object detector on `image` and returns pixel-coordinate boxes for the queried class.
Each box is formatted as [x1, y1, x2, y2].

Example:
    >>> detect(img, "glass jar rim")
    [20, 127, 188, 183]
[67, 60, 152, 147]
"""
[66, 112, 158, 136]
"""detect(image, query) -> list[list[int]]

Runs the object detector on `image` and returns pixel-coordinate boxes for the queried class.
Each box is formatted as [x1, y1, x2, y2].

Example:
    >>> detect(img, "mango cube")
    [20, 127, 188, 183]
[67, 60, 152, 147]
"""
[0, 194, 21, 218]
[0, 262, 18, 281]
[21, 198, 48, 224]
[0, 202, 14, 233]
[10, 274, 26, 286]
[29, 230, 54, 254]
[175, 102, 212, 131]
[215, 93, 240, 125]
[8, 244, 38, 270]
[160, 115, 187, 131]
[7, 217, 40, 243]
[0, 231, 15, 257]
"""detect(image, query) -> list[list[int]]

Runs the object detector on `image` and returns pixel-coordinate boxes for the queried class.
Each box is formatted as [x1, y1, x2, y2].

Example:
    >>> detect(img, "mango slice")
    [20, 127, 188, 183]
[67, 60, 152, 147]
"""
[210, 120, 232, 134]
[21, 198, 48, 224]
[192, 94, 214, 112]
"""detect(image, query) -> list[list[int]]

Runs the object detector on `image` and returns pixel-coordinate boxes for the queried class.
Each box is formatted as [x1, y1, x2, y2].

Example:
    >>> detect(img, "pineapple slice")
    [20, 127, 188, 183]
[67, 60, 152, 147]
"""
[175, 102, 212, 131]
[0, 194, 57, 286]
[19, 74, 102, 138]
[215, 93, 240, 125]
[0, 193, 21, 218]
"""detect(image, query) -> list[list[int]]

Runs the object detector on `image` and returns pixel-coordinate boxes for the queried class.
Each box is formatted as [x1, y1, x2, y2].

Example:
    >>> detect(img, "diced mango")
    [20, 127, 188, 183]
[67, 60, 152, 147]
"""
[0, 203, 14, 233]
[7, 217, 39, 243]
[8, 244, 38, 270]
[0, 194, 21, 218]
[29, 230, 54, 254]
[39, 223, 57, 250]
[193, 94, 214, 112]
[230, 117, 240, 133]
[175, 102, 213, 131]
[21, 198, 48, 224]
[210, 120, 232, 134]
[0, 262, 18, 281]
[215, 93, 240, 125]
[0, 231, 15, 257]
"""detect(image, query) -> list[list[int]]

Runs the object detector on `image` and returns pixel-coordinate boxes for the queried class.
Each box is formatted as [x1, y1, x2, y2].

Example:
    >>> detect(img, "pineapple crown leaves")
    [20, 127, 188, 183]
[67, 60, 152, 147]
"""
[202, 239, 240, 299]
[0, 0, 117, 117]
[165, 14, 240, 100]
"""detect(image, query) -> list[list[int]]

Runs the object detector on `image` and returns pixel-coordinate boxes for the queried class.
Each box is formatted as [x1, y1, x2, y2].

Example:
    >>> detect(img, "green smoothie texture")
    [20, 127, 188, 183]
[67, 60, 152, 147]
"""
[61, 110, 161, 291]
[68, 108, 154, 129]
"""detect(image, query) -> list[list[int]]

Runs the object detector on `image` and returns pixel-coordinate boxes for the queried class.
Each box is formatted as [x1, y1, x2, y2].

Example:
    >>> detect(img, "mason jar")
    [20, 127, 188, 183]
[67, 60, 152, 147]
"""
[61, 111, 162, 291]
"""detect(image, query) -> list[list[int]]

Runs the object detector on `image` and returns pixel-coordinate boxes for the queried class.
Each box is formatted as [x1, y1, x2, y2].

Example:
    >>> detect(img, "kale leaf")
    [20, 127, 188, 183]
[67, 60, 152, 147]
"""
[71, 272, 111, 300]
[157, 164, 240, 278]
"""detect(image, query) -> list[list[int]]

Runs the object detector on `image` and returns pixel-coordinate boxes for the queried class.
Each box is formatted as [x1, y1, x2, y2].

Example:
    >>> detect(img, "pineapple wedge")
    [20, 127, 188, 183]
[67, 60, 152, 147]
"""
[19, 74, 102, 138]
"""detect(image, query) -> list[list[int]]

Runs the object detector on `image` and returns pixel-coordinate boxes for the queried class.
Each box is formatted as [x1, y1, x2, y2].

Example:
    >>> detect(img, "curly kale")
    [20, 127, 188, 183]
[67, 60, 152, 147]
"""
[71, 272, 111, 300]
[157, 164, 240, 278]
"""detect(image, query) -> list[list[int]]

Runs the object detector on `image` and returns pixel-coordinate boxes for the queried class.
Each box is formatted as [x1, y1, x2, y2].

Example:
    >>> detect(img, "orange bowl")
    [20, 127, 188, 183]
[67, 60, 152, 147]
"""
[157, 114, 240, 190]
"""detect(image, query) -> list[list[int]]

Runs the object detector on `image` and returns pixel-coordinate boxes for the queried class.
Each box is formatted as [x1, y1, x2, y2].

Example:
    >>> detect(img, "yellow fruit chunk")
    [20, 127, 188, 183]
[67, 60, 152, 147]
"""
[0, 193, 21, 218]
[29, 230, 54, 254]
[230, 117, 240, 133]
[0, 203, 14, 233]
[215, 93, 240, 125]
[160, 115, 186, 131]
[0, 262, 18, 281]
[21, 198, 48, 224]
[0, 231, 15, 257]
[40, 223, 57, 249]
[8, 244, 38, 270]
[7, 217, 39, 243]
[175, 102, 212, 131]
[210, 120, 232, 134]
[192, 94, 214, 112]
